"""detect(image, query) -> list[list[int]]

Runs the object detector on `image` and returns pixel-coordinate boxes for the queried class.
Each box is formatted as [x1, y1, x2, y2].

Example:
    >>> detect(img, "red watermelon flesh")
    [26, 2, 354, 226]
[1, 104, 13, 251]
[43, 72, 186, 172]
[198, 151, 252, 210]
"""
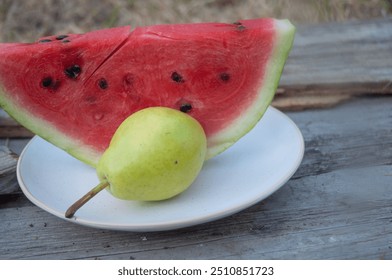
[0, 18, 295, 166]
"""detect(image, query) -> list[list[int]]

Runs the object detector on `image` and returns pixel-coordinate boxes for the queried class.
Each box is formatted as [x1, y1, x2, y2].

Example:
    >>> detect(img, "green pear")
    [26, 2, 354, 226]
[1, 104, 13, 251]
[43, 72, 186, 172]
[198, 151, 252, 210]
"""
[65, 107, 206, 218]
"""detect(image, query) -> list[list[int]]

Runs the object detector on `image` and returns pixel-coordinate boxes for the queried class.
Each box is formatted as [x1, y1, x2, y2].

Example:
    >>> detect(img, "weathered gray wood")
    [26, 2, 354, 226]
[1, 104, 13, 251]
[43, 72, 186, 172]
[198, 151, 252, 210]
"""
[0, 162, 391, 260]
[0, 96, 391, 260]
[0, 139, 29, 198]
[0, 146, 18, 174]
[290, 96, 392, 178]
[274, 17, 392, 109]
[281, 18, 392, 85]
[0, 138, 30, 155]
[0, 145, 18, 194]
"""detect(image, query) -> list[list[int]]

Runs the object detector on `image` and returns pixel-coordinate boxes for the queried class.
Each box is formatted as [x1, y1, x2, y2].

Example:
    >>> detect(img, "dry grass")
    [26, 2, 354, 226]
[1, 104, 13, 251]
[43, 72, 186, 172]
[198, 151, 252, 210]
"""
[0, 0, 391, 42]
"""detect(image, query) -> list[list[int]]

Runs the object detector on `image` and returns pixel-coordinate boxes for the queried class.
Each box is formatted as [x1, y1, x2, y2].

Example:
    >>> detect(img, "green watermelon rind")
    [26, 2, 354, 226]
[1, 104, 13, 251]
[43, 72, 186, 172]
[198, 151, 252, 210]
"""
[206, 19, 295, 159]
[0, 90, 101, 165]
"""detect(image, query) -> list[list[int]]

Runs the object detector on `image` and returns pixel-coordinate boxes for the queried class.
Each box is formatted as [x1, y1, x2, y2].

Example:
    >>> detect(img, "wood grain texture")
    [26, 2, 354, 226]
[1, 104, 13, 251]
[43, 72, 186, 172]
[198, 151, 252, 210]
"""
[278, 18, 392, 88]
[0, 146, 19, 195]
[274, 17, 392, 109]
[0, 96, 391, 260]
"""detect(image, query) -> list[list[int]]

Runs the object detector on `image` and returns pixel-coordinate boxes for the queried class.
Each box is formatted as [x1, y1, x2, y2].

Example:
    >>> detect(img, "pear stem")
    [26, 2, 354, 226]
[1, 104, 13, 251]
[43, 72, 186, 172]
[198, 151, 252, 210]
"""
[65, 180, 109, 219]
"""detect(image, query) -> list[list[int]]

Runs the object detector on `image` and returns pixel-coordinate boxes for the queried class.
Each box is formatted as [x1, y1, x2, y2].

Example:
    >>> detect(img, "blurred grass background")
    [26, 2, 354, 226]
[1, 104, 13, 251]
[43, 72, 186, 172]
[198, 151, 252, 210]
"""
[0, 0, 391, 42]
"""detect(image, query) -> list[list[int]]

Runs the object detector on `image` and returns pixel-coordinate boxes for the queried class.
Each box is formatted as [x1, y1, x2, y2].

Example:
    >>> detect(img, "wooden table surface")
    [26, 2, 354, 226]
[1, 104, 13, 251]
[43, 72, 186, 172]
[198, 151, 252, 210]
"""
[1, 18, 391, 260]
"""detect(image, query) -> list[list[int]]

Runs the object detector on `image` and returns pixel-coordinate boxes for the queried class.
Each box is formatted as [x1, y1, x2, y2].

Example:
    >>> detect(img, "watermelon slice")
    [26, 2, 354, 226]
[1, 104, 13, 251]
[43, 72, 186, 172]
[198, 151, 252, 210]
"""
[0, 18, 295, 166]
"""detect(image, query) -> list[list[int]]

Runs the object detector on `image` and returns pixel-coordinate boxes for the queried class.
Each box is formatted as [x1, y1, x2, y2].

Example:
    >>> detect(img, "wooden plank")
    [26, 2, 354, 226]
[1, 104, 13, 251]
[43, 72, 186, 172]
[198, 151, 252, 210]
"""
[275, 17, 392, 108]
[0, 96, 391, 259]
[0, 139, 29, 196]
[288, 96, 392, 178]
[0, 145, 19, 195]
[279, 18, 392, 87]
[0, 165, 390, 260]
[0, 138, 30, 155]
[272, 93, 352, 111]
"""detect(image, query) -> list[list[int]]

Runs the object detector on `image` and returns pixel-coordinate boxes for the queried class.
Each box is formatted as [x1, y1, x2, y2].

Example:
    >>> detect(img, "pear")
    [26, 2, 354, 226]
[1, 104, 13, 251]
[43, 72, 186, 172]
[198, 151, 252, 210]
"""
[65, 107, 206, 218]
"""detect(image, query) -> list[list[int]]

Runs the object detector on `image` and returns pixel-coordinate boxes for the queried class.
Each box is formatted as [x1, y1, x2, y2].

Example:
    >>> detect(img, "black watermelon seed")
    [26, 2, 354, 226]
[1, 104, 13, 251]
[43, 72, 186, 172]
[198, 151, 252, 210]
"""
[62, 39, 71, 43]
[233, 21, 242, 25]
[171, 72, 184, 83]
[220, 72, 230, 82]
[41, 77, 60, 90]
[56, 35, 69, 40]
[41, 77, 53, 88]
[180, 103, 192, 113]
[98, 78, 108, 89]
[39, 39, 52, 43]
[64, 65, 81, 79]
[236, 25, 246, 31]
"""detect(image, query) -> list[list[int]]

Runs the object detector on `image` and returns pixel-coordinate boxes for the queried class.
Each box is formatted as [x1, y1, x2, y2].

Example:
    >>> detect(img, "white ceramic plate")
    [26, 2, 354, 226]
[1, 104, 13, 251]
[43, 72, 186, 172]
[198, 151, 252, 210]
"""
[17, 107, 304, 232]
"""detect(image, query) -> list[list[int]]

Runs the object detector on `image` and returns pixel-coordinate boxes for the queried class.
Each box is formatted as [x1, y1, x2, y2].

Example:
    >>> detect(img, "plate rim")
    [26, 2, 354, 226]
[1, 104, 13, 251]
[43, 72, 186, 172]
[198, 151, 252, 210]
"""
[17, 106, 304, 232]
